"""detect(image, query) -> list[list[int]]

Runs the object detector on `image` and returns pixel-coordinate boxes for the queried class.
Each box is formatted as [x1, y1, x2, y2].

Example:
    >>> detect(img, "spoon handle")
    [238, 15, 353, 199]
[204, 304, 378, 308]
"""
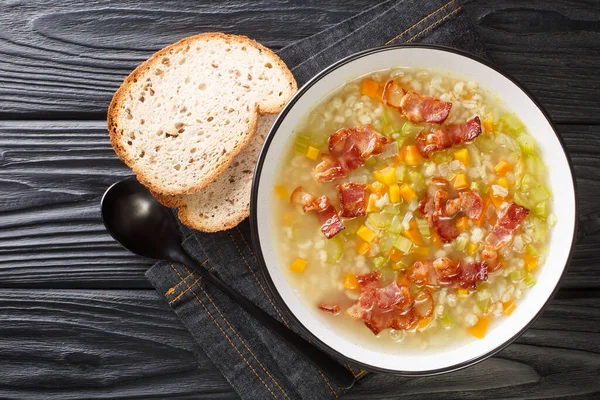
[176, 252, 356, 389]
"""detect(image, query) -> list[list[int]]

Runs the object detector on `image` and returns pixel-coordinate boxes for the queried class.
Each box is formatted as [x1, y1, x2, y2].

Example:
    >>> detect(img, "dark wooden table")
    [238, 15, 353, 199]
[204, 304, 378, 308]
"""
[1, 1, 599, 398]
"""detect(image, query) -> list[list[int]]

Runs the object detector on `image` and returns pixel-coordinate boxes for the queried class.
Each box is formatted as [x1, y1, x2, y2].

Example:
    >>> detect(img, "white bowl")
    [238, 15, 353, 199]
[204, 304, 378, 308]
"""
[250, 45, 576, 374]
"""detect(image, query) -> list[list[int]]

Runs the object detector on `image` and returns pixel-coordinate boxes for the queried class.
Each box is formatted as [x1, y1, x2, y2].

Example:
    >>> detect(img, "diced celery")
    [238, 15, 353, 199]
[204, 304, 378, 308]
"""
[295, 134, 311, 154]
[478, 298, 491, 314]
[440, 310, 454, 329]
[530, 185, 552, 204]
[510, 270, 524, 282]
[455, 235, 468, 251]
[524, 272, 537, 287]
[367, 212, 394, 229]
[388, 215, 404, 234]
[401, 121, 418, 135]
[372, 256, 388, 270]
[378, 234, 399, 254]
[416, 218, 430, 238]
[395, 165, 406, 182]
[408, 170, 425, 191]
[519, 174, 535, 192]
[533, 217, 547, 241]
[517, 135, 536, 154]
[534, 201, 548, 217]
[526, 244, 540, 256]
[395, 235, 413, 253]
[525, 155, 546, 176]
[384, 203, 402, 214]
[326, 236, 344, 263]
[499, 113, 526, 135]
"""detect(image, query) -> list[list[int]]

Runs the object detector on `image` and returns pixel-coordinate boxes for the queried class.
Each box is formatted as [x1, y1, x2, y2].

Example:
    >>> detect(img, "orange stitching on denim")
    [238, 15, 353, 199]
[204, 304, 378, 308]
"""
[408, 6, 462, 43]
[234, 227, 339, 395]
[191, 266, 291, 400]
[170, 263, 278, 399]
[167, 261, 212, 305]
[164, 271, 194, 296]
[319, 370, 339, 398]
[229, 229, 290, 326]
[384, 0, 455, 45]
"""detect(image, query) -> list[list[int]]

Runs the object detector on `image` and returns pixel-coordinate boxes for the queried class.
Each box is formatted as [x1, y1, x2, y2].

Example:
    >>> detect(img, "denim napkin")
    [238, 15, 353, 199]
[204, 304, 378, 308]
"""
[146, 1, 488, 398]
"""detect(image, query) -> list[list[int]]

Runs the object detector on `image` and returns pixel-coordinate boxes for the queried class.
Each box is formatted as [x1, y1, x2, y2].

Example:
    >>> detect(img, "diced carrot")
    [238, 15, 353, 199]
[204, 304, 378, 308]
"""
[404, 145, 423, 167]
[388, 246, 404, 262]
[496, 177, 510, 188]
[430, 230, 441, 246]
[417, 316, 433, 331]
[368, 181, 388, 196]
[482, 118, 494, 132]
[357, 240, 370, 255]
[467, 241, 479, 256]
[503, 301, 517, 316]
[524, 255, 538, 272]
[305, 145, 320, 161]
[389, 183, 401, 203]
[403, 229, 424, 246]
[456, 216, 469, 231]
[357, 225, 377, 243]
[366, 194, 379, 213]
[490, 192, 506, 208]
[290, 258, 307, 273]
[342, 273, 359, 290]
[412, 245, 429, 257]
[399, 183, 416, 202]
[494, 160, 511, 176]
[452, 173, 469, 190]
[274, 185, 289, 199]
[453, 148, 470, 166]
[374, 166, 396, 186]
[467, 315, 490, 339]
[361, 79, 380, 99]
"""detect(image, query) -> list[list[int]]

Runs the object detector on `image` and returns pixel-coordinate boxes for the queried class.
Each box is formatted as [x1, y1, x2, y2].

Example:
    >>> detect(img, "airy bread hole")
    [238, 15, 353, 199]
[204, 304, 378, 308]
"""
[161, 57, 170, 66]
[247, 73, 252, 81]
[241, 46, 246, 51]
[211, 63, 218, 68]
[127, 140, 132, 146]
[156, 129, 164, 137]
[155, 145, 161, 152]
[139, 151, 145, 158]
[265, 62, 273, 68]
[180, 106, 187, 113]
[190, 148, 196, 153]
[174, 164, 181, 171]
[279, 91, 283, 96]
[155, 69, 164, 76]
[179, 57, 186, 65]
[125, 108, 133, 120]
[175, 122, 185, 134]
[198, 83, 206, 90]
[140, 119, 145, 125]
[184, 77, 190, 84]
[139, 96, 145, 103]
[207, 116, 213, 122]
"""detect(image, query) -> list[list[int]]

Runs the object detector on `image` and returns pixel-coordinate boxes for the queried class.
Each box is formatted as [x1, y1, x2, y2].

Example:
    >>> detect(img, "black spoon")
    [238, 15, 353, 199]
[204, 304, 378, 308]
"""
[101, 178, 355, 389]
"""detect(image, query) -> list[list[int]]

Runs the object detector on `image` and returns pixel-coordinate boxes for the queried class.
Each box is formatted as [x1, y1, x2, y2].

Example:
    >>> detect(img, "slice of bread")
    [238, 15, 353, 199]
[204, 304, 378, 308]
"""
[108, 33, 296, 196]
[156, 114, 277, 232]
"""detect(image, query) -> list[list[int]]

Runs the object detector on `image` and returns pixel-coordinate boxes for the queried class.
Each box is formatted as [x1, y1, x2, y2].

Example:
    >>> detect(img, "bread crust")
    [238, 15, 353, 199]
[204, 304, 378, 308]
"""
[107, 32, 296, 196]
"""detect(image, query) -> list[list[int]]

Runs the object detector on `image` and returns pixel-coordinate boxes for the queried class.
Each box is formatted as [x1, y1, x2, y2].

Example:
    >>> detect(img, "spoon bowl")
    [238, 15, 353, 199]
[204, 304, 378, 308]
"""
[101, 179, 183, 261]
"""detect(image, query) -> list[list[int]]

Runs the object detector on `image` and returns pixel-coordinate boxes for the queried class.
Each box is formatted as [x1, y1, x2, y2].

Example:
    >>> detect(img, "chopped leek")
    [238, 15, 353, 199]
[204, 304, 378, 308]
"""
[294, 134, 311, 154]
[517, 134, 536, 154]
[367, 212, 394, 229]
[524, 272, 537, 287]
[378, 234, 399, 254]
[510, 270, 524, 282]
[533, 217, 547, 241]
[455, 235, 468, 251]
[388, 215, 404, 234]
[476, 287, 491, 302]
[526, 244, 540, 256]
[326, 236, 344, 263]
[440, 311, 454, 329]
[401, 121, 419, 136]
[534, 201, 548, 217]
[499, 113, 525, 135]
[478, 298, 491, 314]
[395, 165, 406, 182]
[416, 218, 430, 238]
[530, 185, 551, 204]
[395, 235, 413, 254]
[372, 256, 388, 270]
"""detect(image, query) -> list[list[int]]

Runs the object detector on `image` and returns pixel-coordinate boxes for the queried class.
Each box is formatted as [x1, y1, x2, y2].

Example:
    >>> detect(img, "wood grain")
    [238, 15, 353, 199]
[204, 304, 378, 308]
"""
[0, 289, 597, 399]
[0, 121, 597, 288]
[0, 0, 598, 122]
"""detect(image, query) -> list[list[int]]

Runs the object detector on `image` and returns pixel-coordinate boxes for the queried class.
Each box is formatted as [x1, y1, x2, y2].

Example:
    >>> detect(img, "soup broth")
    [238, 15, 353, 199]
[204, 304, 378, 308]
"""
[272, 67, 554, 350]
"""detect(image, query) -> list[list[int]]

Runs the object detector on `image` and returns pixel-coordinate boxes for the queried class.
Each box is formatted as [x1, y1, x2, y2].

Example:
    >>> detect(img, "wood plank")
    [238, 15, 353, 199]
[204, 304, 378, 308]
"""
[0, 121, 598, 289]
[0, 289, 236, 400]
[0, 0, 598, 122]
[0, 288, 597, 399]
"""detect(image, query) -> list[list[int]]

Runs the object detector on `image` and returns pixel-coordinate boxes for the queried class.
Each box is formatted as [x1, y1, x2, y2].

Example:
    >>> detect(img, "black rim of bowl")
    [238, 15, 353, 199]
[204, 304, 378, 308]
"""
[249, 43, 578, 376]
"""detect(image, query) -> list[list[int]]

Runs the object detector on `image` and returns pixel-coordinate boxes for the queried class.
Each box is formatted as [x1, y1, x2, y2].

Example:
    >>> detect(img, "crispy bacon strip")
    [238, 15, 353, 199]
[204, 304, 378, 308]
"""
[400, 90, 452, 124]
[346, 273, 416, 334]
[485, 202, 530, 250]
[315, 125, 389, 182]
[290, 187, 345, 238]
[336, 183, 367, 218]
[416, 116, 482, 158]
[318, 304, 341, 314]
[406, 257, 488, 290]
[459, 191, 484, 220]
